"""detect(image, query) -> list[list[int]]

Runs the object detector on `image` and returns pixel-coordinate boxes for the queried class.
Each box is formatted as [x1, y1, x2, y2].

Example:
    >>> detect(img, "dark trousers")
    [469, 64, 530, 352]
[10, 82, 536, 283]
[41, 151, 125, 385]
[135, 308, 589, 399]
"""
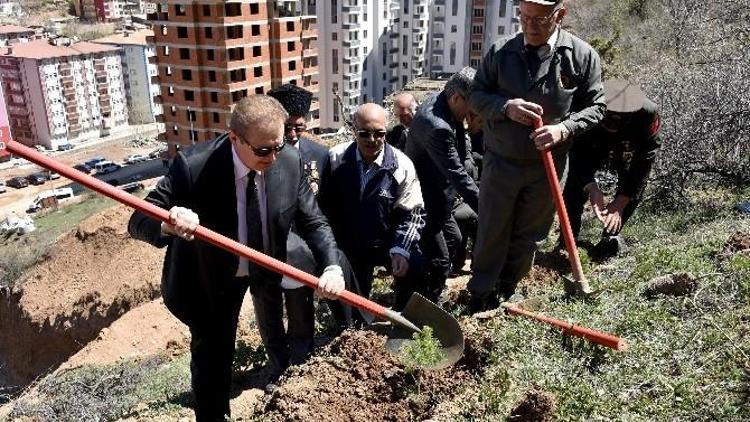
[420, 197, 452, 301]
[188, 279, 248, 422]
[444, 201, 478, 272]
[346, 247, 428, 312]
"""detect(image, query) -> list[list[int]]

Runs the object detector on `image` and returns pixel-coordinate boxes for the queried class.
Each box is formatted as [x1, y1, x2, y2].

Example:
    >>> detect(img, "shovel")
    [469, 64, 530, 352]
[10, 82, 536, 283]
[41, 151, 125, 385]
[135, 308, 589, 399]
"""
[1, 140, 464, 369]
[535, 120, 593, 296]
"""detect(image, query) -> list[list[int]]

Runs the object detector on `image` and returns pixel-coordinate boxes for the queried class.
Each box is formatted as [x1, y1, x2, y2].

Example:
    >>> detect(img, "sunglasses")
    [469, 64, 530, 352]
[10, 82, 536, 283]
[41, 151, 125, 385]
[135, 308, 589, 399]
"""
[356, 129, 387, 139]
[234, 133, 286, 157]
[284, 124, 307, 133]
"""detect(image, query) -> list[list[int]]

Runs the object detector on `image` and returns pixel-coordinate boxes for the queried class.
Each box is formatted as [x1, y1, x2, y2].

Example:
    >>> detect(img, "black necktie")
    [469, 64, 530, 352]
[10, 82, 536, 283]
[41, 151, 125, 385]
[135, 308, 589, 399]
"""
[525, 44, 543, 78]
[245, 171, 265, 278]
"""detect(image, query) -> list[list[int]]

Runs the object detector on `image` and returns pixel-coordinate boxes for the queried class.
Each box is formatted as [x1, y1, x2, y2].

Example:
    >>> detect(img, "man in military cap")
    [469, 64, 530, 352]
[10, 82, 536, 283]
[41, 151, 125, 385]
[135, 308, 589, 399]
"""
[467, 0, 606, 312]
[268, 84, 361, 333]
[562, 79, 662, 257]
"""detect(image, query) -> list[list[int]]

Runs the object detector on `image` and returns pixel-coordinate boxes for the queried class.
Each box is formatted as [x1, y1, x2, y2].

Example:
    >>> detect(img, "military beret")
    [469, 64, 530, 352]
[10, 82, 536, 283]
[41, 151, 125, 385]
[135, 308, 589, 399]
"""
[603, 79, 646, 113]
[268, 84, 313, 117]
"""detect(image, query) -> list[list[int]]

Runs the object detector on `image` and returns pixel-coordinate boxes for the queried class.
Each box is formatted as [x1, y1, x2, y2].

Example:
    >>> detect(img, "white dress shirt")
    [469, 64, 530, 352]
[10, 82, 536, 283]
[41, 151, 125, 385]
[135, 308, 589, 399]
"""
[232, 145, 269, 278]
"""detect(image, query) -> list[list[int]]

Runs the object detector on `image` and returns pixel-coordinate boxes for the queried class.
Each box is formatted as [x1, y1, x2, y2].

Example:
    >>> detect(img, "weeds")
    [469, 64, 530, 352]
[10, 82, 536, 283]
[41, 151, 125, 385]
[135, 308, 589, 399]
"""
[398, 326, 445, 372]
[233, 340, 267, 372]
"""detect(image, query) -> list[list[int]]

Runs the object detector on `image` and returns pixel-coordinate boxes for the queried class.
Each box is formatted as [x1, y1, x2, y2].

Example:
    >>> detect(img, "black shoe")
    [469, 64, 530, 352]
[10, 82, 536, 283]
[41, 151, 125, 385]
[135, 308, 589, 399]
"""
[594, 235, 626, 258]
[466, 292, 500, 314]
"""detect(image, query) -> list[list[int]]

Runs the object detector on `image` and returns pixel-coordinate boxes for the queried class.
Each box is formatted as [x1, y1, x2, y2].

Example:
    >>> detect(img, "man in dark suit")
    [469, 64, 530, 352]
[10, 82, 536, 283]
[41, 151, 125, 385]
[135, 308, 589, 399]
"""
[268, 83, 360, 330]
[406, 68, 480, 301]
[128, 95, 345, 421]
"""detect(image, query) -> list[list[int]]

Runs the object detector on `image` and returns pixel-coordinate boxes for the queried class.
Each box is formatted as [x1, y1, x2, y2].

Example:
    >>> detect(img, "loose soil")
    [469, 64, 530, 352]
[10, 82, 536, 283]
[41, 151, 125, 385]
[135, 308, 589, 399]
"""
[0, 205, 164, 389]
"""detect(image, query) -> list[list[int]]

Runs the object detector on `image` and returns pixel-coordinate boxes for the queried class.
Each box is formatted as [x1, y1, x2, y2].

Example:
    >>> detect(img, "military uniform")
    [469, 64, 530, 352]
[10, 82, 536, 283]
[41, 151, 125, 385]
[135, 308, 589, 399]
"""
[563, 85, 662, 244]
[468, 28, 606, 300]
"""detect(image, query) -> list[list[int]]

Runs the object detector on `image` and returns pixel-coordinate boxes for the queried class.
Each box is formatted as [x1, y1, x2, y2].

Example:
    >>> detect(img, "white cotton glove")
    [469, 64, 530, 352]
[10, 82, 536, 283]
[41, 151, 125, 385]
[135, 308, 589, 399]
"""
[317, 265, 345, 299]
[162, 206, 199, 241]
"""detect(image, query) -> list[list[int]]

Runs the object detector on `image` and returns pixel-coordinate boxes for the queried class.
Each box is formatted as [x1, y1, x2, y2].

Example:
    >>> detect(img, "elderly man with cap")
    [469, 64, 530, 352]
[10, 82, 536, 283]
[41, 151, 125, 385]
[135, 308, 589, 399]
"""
[268, 83, 361, 330]
[563, 80, 662, 257]
[467, 0, 606, 312]
[386, 93, 418, 151]
[406, 67, 481, 303]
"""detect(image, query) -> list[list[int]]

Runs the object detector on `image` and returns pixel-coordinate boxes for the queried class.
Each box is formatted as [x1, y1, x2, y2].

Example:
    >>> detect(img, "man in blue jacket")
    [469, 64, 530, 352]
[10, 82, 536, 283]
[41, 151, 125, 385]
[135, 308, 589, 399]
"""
[319, 103, 427, 311]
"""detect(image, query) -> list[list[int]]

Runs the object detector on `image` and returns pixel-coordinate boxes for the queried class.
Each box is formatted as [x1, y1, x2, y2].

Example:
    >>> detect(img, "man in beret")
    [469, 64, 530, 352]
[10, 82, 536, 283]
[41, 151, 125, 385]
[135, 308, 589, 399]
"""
[562, 79, 662, 257]
[268, 84, 361, 331]
[467, 0, 606, 312]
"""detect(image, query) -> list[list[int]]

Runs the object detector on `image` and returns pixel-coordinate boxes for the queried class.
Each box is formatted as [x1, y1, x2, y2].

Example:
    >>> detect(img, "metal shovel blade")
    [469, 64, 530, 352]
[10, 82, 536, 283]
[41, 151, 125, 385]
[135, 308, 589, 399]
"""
[385, 293, 464, 370]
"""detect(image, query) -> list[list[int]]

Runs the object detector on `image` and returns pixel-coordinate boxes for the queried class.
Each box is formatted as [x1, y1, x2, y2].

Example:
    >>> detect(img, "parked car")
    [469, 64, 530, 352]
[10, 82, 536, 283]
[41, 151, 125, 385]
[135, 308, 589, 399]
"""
[25, 173, 47, 185]
[0, 181, 6, 194]
[6, 176, 29, 188]
[119, 181, 145, 193]
[84, 157, 107, 168]
[47, 171, 61, 180]
[57, 143, 74, 151]
[73, 164, 92, 174]
[124, 154, 148, 165]
[94, 160, 121, 175]
[149, 147, 167, 159]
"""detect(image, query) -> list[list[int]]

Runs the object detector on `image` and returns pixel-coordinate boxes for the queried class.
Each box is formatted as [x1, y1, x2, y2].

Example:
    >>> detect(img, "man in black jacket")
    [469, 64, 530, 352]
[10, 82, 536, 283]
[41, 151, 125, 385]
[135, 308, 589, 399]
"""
[563, 79, 662, 257]
[128, 96, 345, 421]
[406, 67, 480, 301]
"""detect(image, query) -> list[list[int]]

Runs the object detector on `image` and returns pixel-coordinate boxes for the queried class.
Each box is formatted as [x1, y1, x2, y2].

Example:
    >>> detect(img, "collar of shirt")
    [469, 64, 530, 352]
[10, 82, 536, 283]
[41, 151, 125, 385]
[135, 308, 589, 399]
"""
[354, 145, 385, 169]
[231, 144, 253, 182]
[524, 26, 559, 59]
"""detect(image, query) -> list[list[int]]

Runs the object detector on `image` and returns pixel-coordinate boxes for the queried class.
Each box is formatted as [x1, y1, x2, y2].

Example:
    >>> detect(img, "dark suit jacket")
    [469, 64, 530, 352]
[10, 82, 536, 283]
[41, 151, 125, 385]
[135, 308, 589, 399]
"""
[406, 92, 480, 222]
[128, 135, 338, 327]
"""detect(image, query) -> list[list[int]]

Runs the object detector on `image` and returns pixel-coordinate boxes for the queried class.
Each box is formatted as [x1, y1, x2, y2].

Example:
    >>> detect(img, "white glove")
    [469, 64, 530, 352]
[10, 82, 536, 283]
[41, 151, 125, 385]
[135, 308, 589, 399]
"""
[317, 265, 345, 299]
[162, 206, 199, 241]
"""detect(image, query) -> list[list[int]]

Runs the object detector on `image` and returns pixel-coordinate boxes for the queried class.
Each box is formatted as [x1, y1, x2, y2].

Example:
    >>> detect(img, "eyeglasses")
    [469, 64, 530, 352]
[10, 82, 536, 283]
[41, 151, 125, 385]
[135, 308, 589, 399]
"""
[234, 133, 286, 157]
[284, 124, 307, 134]
[519, 8, 562, 26]
[356, 129, 387, 139]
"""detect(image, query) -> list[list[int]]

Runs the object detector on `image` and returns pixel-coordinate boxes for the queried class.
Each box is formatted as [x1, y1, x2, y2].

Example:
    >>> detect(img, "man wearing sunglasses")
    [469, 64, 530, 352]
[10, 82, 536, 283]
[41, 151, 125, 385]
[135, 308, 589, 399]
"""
[128, 95, 345, 421]
[319, 103, 427, 311]
[406, 67, 481, 303]
[563, 80, 662, 258]
[467, 0, 606, 312]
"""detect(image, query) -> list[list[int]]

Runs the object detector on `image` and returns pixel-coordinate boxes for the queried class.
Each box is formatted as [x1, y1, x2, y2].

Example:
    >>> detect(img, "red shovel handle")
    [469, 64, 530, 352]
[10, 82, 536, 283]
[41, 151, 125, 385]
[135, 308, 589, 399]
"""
[2, 140, 389, 319]
[536, 121, 586, 282]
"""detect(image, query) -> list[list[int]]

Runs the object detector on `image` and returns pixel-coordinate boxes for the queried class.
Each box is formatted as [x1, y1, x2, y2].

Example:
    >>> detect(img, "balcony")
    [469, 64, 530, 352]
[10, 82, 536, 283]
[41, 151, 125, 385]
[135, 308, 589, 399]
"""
[432, 49, 444, 55]
[154, 95, 163, 104]
[343, 73, 360, 81]
[342, 3, 361, 13]
[342, 39, 361, 48]
[148, 56, 157, 64]
[341, 21, 359, 29]
[155, 114, 165, 123]
[302, 47, 319, 58]
[343, 55, 362, 65]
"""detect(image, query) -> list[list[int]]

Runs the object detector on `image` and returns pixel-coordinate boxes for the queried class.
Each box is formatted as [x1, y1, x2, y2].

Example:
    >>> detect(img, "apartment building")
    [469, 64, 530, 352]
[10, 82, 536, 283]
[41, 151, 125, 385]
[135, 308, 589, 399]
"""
[80, 0, 141, 22]
[0, 25, 35, 47]
[0, 38, 128, 149]
[315, 0, 431, 130]
[94, 29, 162, 125]
[147, 0, 320, 149]
[429, 0, 519, 77]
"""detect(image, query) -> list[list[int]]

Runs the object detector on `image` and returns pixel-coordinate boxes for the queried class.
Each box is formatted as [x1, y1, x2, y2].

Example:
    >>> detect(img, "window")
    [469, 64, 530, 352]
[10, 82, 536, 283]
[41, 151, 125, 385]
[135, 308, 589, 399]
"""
[230, 68, 246, 82]
[331, 0, 337, 24]
[177, 27, 188, 38]
[204, 27, 213, 39]
[332, 49, 338, 74]
[227, 25, 243, 39]
[175, 4, 185, 16]
[451, 25, 457, 33]
[332, 33, 337, 41]
[202, 4, 211, 16]
[181, 69, 192, 81]
[402, 35, 408, 55]
[251, 25, 260, 36]
[252, 46, 262, 57]
[452, 0, 458, 15]
[213, 112, 220, 123]
[498, 26, 505, 35]
[208, 70, 216, 82]
[207, 49, 215, 61]
[224, 2, 241, 16]
[473, 8, 484, 17]
[286, 22, 295, 32]
[471, 42, 482, 51]
[450, 42, 456, 65]
[250, 3, 259, 14]
[186, 109, 196, 121]
[499, 0, 507, 18]
[210, 91, 218, 102]
[228, 47, 244, 61]
[288, 61, 296, 71]
[170, 106, 176, 116]
[168, 86, 174, 96]
[254, 66, 263, 77]
[470, 58, 481, 67]
[473, 25, 483, 34]
[255, 86, 264, 94]
[287, 41, 295, 51]
[184, 90, 194, 101]
[179, 48, 190, 59]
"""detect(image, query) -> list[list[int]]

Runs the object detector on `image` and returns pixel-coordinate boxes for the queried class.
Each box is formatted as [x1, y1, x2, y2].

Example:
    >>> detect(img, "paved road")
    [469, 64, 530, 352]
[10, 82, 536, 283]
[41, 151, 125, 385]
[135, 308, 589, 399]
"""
[63, 159, 167, 195]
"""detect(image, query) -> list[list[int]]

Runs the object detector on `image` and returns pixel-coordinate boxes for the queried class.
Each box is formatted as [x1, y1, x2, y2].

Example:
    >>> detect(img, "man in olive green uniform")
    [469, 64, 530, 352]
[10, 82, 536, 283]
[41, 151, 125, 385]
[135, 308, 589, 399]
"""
[467, 0, 606, 312]
[563, 80, 662, 258]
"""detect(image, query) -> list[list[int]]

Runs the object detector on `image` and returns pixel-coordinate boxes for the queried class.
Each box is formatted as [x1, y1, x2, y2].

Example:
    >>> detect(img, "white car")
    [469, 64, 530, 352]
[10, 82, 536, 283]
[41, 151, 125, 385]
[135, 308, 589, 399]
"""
[94, 161, 121, 174]
[124, 154, 148, 165]
[0, 181, 6, 194]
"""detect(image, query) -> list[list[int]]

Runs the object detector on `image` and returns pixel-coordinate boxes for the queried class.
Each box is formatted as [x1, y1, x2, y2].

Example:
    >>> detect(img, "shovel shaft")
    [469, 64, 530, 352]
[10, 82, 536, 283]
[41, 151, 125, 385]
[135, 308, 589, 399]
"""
[3, 141, 398, 325]
[503, 303, 627, 351]
[536, 120, 585, 282]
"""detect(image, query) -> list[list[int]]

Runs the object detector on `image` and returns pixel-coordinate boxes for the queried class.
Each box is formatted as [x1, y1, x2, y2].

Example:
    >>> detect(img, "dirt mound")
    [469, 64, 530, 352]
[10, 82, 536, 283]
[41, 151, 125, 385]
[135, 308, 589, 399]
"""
[719, 231, 750, 260]
[521, 251, 569, 291]
[255, 330, 475, 421]
[0, 205, 164, 389]
[509, 389, 557, 421]
[643, 272, 698, 298]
